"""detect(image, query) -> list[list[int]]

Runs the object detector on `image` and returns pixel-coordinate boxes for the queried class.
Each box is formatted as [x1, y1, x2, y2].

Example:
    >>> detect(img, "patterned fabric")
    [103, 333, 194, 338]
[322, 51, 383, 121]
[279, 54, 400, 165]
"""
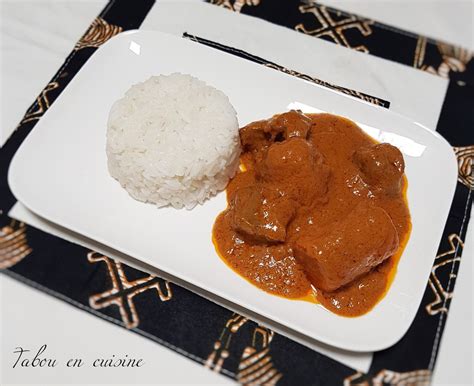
[1, 0, 472, 385]
[75, 17, 123, 50]
[208, 0, 474, 84]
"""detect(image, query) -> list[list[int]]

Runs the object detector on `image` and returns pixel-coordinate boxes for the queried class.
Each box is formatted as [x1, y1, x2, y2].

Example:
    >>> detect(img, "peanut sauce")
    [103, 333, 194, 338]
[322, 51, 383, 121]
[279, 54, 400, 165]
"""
[213, 111, 411, 317]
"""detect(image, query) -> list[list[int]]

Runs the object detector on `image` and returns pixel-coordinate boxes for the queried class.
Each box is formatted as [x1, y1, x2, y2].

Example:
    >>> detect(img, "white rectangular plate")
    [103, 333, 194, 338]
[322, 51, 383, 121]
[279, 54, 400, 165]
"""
[8, 30, 457, 352]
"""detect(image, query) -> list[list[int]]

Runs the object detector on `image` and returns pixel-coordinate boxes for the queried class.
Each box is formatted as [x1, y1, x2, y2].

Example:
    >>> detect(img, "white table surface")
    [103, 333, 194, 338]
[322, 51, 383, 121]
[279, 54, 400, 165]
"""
[1, 1, 472, 385]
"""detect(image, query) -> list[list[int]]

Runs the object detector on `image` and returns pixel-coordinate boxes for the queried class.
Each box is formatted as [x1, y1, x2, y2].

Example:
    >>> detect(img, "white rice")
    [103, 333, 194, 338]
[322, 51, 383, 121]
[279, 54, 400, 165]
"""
[106, 73, 240, 209]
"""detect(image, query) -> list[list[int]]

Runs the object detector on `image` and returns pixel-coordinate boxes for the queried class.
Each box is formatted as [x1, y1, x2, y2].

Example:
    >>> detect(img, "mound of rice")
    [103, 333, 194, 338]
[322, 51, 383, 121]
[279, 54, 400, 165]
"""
[106, 73, 240, 209]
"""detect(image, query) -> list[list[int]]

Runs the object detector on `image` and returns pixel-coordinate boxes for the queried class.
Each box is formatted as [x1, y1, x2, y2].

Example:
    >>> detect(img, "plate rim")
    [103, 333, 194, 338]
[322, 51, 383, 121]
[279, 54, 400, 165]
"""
[7, 29, 459, 352]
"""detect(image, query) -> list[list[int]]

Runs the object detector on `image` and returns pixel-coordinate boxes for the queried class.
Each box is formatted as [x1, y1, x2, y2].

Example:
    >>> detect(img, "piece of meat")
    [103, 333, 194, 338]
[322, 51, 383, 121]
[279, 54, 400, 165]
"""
[353, 143, 405, 196]
[268, 110, 312, 140]
[293, 203, 399, 292]
[231, 186, 296, 243]
[239, 110, 311, 153]
[261, 137, 330, 205]
[239, 119, 270, 153]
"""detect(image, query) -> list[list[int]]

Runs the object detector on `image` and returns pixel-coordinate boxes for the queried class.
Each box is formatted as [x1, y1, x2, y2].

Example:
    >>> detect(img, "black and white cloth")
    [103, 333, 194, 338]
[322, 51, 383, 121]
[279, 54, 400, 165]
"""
[1, 1, 472, 384]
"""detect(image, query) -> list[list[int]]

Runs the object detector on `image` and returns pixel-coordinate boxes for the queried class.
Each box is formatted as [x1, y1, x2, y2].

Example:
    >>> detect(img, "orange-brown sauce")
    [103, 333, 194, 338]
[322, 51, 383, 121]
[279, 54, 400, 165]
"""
[213, 112, 411, 317]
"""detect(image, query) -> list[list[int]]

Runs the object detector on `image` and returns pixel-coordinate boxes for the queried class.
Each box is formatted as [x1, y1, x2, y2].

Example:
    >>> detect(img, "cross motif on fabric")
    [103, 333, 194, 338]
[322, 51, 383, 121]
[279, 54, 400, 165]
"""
[206, 313, 282, 385]
[0, 220, 32, 269]
[345, 369, 431, 385]
[75, 17, 123, 50]
[296, 4, 373, 53]
[20, 82, 59, 124]
[426, 234, 464, 315]
[87, 252, 173, 329]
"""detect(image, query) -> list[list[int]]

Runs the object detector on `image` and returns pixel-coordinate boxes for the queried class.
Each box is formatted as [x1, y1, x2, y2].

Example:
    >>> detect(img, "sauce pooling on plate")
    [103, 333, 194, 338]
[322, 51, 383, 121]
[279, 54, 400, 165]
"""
[212, 111, 411, 317]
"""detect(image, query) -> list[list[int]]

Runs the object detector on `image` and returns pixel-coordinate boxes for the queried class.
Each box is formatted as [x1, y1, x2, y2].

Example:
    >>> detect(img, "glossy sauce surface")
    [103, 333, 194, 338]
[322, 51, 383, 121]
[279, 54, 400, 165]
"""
[213, 112, 411, 317]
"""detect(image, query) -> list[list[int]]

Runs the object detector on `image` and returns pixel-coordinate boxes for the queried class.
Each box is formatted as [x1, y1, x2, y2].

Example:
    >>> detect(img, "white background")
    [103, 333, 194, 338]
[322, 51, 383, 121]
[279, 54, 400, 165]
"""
[1, 0, 473, 385]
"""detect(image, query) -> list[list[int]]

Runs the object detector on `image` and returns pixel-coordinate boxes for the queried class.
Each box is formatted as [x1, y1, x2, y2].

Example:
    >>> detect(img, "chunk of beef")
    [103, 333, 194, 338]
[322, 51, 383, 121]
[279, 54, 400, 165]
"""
[239, 119, 270, 153]
[268, 110, 312, 140]
[231, 186, 296, 243]
[353, 143, 405, 196]
[239, 110, 311, 153]
[262, 137, 330, 205]
[294, 203, 399, 292]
